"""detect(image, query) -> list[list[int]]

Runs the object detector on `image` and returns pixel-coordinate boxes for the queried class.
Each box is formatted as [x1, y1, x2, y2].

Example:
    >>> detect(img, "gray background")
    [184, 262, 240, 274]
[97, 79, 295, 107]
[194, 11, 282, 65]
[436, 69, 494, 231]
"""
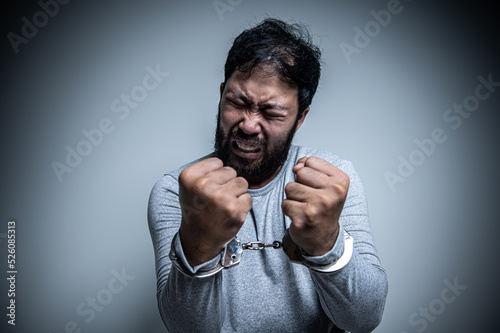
[1, 0, 499, 332]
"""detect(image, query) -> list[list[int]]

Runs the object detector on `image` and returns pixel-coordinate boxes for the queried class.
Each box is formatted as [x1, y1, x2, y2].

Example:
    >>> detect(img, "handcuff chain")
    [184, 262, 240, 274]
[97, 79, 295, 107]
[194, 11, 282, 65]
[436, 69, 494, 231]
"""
[242, 241, 282, 250]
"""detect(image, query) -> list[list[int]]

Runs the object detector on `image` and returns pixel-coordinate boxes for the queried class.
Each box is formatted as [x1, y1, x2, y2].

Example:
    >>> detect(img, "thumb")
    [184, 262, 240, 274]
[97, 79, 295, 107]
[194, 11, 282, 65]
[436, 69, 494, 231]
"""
[293, 157, 308, 173]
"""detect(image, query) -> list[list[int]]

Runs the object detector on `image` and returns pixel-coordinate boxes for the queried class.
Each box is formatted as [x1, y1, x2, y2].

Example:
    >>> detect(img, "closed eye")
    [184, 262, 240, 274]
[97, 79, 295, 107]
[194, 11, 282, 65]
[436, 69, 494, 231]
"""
[263, 110, 286, 120]
[260, 105, 288, 119]
[226, 97, 246, 108]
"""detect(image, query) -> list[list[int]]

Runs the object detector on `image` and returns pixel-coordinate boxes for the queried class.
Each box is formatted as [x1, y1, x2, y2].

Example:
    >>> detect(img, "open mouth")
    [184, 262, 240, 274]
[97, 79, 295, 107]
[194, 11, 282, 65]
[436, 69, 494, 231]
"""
[231, 139, 263, 158]
[235, 140, 261, 152]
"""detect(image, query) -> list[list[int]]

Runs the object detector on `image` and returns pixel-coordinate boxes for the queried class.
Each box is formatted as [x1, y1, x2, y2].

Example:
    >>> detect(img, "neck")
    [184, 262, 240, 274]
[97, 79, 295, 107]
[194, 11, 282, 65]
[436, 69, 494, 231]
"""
[247, 166, 282, 189]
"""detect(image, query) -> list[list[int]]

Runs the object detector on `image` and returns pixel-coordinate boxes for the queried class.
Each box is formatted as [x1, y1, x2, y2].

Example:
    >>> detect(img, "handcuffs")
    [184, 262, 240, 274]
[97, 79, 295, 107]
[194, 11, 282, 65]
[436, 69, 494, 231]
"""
[169, 229, 354, 278]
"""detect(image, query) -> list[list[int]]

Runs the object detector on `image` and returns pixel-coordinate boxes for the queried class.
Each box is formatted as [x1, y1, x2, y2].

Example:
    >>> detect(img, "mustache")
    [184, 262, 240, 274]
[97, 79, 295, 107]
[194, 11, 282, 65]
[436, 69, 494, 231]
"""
[230, 129, 266, 146]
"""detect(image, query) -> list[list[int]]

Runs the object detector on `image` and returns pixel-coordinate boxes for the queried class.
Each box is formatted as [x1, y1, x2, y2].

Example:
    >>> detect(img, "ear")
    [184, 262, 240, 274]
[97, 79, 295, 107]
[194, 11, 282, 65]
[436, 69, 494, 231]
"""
[219, 82, 225, 97]
[294, 107, 309, 132]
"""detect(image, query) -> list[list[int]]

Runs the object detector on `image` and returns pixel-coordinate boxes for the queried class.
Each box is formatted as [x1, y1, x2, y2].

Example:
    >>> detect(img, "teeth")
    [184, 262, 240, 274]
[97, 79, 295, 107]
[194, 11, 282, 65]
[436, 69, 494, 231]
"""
[236, 141, 259, 152]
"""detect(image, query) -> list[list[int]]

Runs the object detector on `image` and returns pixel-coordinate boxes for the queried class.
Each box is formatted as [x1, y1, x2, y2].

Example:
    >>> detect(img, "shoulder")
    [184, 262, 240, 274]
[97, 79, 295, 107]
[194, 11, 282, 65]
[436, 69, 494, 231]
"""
[167, 152, 216, 179]
[149, 152, 215, 198]
[160, 152, 215, 183]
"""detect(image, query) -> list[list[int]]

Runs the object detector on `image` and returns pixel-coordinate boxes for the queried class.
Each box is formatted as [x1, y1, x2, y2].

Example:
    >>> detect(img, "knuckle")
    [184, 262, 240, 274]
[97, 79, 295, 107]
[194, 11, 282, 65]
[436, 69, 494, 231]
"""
[317, 192, 330, 207]
[281, 199, 288, 211]
[207, 157, 223, 168]
[307, 156, 319, 164]
[305, 156, 322, 168]
[223, 201, 236, 216]
[193, 176, 210, 194]
[285, 181, 299, 194]
[178, 168, 192, 186]
[284, 182, 292, 195]
[281, 200, 293, 216]
[244, 194, 253, 209]
[223, 166, 237, 178]
[224, 200, 243, 220]
[236, 212, 247, 225]
[211, 187, 226, 203]
[236, 176, 249, 189]
[331, 183, 348, 197]
[339, 171, 350, 188]
[304, 203, 319, 221]
[294, 167, 308, 181]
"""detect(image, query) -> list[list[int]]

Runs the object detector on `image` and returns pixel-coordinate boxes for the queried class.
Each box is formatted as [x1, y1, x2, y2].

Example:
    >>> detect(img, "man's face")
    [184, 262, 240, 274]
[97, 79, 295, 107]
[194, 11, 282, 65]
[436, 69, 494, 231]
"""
[214, 64, 308, 188]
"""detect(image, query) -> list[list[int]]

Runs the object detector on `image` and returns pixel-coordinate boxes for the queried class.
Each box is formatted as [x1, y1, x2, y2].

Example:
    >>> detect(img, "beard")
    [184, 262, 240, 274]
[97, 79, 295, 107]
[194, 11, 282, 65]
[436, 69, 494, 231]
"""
[214, 108, 298, 187]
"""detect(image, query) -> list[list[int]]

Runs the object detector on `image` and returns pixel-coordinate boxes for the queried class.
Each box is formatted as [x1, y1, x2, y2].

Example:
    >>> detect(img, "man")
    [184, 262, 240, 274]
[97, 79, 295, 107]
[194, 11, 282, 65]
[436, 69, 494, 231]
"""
[148, 18, 387, 332]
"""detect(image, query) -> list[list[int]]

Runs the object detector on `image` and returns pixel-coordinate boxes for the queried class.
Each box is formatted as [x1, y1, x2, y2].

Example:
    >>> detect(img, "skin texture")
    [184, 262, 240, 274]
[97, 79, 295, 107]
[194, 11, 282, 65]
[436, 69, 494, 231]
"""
[178, 157, 252, 266]
[179, 64, 349, 266]
[215, 64, 308, 188]
[283, 156, 350, 256]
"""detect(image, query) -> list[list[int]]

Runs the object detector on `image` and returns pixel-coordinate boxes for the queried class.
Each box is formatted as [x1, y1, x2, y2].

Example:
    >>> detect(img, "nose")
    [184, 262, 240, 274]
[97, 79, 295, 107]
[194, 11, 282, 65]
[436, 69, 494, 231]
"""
[238, 112, 261, 135]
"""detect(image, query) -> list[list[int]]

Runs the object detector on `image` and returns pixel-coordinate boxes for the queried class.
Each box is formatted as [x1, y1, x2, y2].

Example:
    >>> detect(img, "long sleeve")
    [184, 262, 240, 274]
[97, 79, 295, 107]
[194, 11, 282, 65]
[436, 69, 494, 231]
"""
[306, 160, 388, 332]
[147, 174, 226, 332]
[147, 147, 388, 332]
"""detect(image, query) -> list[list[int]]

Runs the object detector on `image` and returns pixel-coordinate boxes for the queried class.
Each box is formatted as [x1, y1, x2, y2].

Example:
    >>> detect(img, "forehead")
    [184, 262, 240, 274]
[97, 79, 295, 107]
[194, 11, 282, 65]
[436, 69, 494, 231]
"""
[225, 65, 298, 104]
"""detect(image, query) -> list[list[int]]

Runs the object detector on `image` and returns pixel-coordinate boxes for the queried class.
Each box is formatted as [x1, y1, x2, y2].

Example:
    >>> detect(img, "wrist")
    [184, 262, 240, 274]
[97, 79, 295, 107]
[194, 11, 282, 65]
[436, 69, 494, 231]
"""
[179, 228, 225, 267]
[283, 228, 353, 273]
[170, 233, 242, 278]
[290, 227, 340, 257]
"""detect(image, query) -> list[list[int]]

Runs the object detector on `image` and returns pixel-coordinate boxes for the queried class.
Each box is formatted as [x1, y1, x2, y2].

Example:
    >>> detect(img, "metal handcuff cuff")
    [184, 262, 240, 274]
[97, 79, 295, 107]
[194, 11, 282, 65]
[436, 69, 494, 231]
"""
[169, 229, 354, 278]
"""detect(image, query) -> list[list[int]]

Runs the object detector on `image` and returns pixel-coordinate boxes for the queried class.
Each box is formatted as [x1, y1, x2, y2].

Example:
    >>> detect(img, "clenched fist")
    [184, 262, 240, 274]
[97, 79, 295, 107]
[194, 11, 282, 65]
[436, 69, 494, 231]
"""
[178, 157, 252, 266]
[282, 157, 350, 256]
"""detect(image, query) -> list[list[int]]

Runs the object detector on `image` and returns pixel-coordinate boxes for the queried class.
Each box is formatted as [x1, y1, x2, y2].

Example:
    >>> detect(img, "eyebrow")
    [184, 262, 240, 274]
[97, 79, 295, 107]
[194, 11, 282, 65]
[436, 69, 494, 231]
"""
[229, 90, 288, 111]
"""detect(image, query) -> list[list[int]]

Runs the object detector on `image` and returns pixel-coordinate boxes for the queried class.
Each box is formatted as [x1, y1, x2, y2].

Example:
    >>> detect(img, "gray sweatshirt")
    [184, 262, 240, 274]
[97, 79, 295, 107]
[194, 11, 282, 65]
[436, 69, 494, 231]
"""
[148, 145, 388, 332]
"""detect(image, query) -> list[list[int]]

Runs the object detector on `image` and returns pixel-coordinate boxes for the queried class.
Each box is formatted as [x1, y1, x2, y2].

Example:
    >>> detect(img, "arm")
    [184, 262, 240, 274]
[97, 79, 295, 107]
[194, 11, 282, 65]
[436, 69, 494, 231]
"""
[282, 157, 388, 332]
[310, 163, 387, 332]
[148, 174, 226, 332]
[147, 158, 251, 332]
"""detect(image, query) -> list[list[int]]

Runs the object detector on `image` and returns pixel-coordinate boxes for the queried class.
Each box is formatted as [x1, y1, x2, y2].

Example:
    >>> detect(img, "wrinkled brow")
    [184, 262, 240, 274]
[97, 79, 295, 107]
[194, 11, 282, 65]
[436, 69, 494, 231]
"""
[229, 90, 288, 111]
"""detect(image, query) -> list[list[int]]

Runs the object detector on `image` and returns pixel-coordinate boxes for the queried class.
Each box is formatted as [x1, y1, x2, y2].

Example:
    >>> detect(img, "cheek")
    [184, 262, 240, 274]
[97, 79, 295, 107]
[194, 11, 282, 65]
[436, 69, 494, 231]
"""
[265, 122, 295, 146]
[220, 109, 242, 131]
[267, 121, 293, 138]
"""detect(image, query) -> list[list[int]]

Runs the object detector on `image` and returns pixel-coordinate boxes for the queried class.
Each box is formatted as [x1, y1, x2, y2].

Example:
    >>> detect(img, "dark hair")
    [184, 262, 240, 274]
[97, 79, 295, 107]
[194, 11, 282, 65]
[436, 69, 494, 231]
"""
[224, 18, 322, 116]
